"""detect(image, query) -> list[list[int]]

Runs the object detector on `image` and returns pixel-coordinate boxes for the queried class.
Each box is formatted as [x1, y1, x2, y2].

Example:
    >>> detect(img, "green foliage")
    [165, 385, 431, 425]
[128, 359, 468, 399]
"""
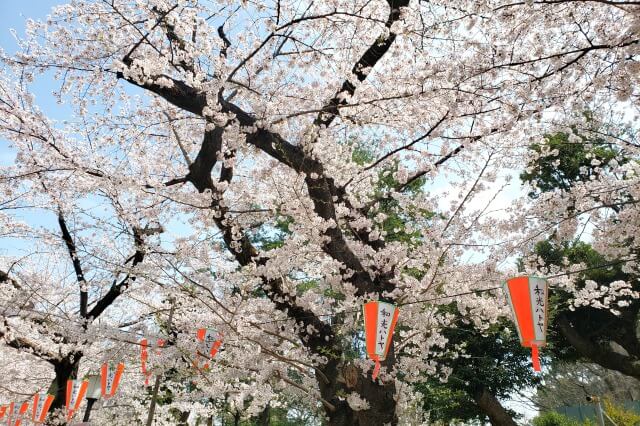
[532, 238, 634, 362]
[603, 399, 640, 426]
[521, 125, 639, 370]
[532, 411, 582, 426]
[252, 213, 294, 252]
[351, 144, 375, 166]
[418, 385, 478, 423]
[520, 131, 621, 198]
[417, 312, 540, 424]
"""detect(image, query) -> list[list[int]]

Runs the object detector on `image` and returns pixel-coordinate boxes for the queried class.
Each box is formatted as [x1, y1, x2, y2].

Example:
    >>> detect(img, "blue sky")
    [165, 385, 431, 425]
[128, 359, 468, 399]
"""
[0, 2, 542, 420]
[1, 1, 67, 166]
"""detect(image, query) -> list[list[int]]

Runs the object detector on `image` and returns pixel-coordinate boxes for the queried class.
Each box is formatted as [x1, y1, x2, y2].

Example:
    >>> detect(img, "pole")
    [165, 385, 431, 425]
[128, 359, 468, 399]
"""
[595, 400, 605, 426]
[83, 398, 97, 422]
[145, 298, 175, 426]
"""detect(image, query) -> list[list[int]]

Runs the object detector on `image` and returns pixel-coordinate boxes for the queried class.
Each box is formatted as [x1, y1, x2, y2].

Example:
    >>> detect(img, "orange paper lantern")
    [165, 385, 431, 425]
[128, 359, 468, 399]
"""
[31, 393, 54, 424]
[140, 338, 165, 386]
[0, 404, 9, 421]
[363, 301, 399, 380]
[65, 379, 88, 421]
[12, 402, 29, 426]
[195, 328, 223, 369]
[504, 276, 549, 371]
[101, 362, 125, 399]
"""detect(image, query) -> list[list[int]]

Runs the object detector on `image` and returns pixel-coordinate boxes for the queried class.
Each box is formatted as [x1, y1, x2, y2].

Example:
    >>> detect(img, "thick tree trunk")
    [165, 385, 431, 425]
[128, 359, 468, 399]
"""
[318, 348, 397, 426]
[257, 404, 270, 425]
[471, 386, 517, 426]
[47, 353, 81, 425]
[557, 314, 640, 379]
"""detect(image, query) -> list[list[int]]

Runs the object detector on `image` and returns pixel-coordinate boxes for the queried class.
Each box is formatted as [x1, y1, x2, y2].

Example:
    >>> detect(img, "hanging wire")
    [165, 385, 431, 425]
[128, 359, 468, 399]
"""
[0, 255, 636, 350]
[0, 257, 636, 407]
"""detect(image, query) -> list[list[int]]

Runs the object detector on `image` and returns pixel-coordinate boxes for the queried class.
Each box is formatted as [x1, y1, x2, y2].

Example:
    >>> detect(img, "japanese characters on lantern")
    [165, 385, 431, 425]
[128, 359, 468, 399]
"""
[504, 276, 549, 371]
[31, 393, 53, 424]
[363, 301, 399, 380]
[140, 338, 165, 386]
[0, 404, 8, 421]
[195, 328, 223, 370]
[11, 402, 29, 426]
[101, 362, 125, 399]
[66, 379, 88, 421]
[2, 402, 15, 426]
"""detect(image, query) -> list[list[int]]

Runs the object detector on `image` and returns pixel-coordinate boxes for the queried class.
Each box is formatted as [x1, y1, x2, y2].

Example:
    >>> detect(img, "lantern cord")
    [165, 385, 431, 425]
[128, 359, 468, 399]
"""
[0, 255, 637, 345]
[252, 286, 504, 325]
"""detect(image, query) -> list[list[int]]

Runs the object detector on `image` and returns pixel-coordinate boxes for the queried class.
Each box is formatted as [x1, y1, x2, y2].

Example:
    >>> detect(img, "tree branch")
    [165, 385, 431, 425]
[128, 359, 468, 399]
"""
[86, 226, 160, 320]
[314, 0, 411, 128]
[57, 213, 88, 317]
[557, 313, 640, 379]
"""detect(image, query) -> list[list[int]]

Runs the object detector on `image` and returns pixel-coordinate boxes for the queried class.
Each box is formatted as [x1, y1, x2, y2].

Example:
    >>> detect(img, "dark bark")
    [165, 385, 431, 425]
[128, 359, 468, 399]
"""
[44, 226, 153, 422]
[47, 354, 81, 423]
[257, 405, 270, 426]
[319, 347, 398, 426]
[314, 0, 410, 128]
[86, 227, 149, 320]
[471, 386, 517, 426]
[116, 0, 409, 422]
[57, 214, 88, 317]
[557, 313, 640, 379]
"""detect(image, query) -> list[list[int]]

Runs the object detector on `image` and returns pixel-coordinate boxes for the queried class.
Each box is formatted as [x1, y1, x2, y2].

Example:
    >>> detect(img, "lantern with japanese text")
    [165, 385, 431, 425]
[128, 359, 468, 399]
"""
[31, 393, 53, 424]
[195, 328, 223, 370]
[140, 338, 165, 386]
[504, 276, 549, 371]
[101, 362, 125, 399]
[363, 301, 399, 380]
[66, 379, 88, 421]
[140, 338, 149, 384]
[0, 404, 9, 421]
[11, 402, 29, 426]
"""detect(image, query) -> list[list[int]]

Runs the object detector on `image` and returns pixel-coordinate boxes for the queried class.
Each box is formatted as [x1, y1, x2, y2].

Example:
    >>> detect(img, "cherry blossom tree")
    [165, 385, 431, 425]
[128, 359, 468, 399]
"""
[0, 70, 165, 421]
[1, 0, 640, 424]
[521, 126, 640, 380]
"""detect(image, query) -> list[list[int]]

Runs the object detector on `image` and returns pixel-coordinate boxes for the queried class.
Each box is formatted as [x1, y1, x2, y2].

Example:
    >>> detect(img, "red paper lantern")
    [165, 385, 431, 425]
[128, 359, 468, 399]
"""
[101, 362, 125, 399]
[9, 402, 29, 426]
[0, 404, 9, 421]
[195, 328, 223, 370]
[66, 379, 88, 421]
[504, 276, 549, 371]
[31, 393, 54, 424]
[140, 338, 165, 386]
[363, 301, 399, 380]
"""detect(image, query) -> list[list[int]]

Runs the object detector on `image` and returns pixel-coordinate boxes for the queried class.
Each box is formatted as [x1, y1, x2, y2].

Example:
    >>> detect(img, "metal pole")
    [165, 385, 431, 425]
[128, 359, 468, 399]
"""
[145, 299, 175, 426]
[595, 401, 605, 426]
[83, 398, 97, 422]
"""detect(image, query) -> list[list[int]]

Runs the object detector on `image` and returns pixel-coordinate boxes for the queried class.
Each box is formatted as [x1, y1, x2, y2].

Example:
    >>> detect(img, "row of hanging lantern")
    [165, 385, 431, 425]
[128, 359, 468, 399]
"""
[363, 276, 549, 377]
[0, 401, 29, 426]
[0, 275, 546, 422]
[66, 361, 126, 422]
[0, 327, 224, 424]
[0, 361, 125, 425]
[194, 328, 223, 370]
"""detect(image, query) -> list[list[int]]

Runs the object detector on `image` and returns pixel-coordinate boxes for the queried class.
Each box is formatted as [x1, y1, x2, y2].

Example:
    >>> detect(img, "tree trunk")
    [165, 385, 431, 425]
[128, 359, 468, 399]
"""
[47, 353, 81, 425]
[257, 404, 270, 425]
[471, 386, 517, 426]
[318, 348, 397, 425]
[557, 314, 640, 379]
